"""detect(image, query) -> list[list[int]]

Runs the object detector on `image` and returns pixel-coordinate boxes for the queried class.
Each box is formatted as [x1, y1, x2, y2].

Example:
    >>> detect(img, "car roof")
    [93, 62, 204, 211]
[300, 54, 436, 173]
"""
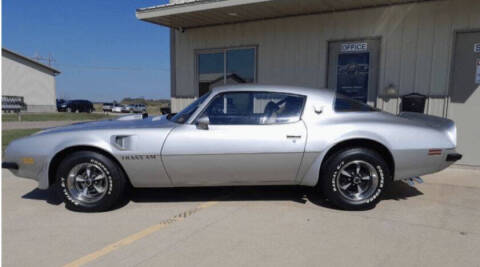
[211, 84, 335, 100]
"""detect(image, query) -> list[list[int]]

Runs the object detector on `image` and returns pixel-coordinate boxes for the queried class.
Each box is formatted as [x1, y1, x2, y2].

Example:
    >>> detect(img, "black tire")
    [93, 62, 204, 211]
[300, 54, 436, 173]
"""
[54, 151, 127, 212]
[67, 107, 72, 112]
[319, 147, 391, 210]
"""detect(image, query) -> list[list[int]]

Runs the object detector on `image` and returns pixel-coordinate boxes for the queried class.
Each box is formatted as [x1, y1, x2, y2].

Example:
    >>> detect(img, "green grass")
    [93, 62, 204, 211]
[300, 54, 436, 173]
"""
[2, 128, 42, 154]
[2, 112, 111, 122]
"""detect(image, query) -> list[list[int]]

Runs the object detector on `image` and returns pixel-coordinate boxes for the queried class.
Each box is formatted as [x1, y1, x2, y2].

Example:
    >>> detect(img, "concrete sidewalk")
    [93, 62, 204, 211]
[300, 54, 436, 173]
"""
[2, 167, 480, 267]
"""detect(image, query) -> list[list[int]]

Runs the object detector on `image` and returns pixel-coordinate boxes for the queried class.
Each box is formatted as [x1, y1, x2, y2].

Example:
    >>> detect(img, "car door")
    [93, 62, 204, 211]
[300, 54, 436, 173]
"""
[162, 91, 307, 186]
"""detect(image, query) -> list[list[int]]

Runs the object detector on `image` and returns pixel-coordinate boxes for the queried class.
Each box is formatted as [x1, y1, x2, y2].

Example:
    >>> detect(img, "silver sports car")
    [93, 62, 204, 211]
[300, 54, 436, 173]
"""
[3, 85, 462, 211]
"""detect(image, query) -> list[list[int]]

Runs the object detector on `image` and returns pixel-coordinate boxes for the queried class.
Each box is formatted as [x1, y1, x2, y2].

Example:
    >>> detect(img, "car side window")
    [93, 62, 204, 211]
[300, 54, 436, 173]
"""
[200, 92, 305, 125]
[255, 92, 305, 124]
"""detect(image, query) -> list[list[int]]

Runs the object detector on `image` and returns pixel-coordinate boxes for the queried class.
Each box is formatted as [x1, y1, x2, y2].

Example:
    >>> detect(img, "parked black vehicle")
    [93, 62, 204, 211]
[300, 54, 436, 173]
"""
[56, 99, 66, 111]
[58, 100, 94, 113]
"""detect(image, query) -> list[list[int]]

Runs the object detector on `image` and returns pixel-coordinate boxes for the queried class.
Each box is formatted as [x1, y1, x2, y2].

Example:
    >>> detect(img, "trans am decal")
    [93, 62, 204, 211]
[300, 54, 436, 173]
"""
[121, 154, 161, 161]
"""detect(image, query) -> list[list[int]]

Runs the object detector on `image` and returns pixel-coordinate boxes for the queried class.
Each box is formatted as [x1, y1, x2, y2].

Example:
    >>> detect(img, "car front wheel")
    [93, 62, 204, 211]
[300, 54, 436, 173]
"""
[55, 151, 127, 212]
[320, 147, 391, 210]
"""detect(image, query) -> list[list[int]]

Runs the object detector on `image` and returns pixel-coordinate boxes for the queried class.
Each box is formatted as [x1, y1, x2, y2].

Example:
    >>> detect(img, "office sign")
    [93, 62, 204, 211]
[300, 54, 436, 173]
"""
[337, 53, 370, 103]
[475, 43, 480, 53]
[341, 42, 368, 53]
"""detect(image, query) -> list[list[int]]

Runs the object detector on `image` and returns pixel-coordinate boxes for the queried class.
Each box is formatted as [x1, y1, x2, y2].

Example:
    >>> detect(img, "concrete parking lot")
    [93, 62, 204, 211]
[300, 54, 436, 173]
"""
[2, 167, 480, 267]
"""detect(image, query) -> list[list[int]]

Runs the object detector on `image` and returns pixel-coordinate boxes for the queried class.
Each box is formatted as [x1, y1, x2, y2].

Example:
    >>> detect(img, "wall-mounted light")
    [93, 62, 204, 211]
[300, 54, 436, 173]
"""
[385, 84, 397, 97]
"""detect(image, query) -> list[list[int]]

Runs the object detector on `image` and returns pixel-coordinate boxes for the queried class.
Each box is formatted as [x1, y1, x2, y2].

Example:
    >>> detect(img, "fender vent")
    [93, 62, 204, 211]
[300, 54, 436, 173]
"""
[112, 135, 132, 150]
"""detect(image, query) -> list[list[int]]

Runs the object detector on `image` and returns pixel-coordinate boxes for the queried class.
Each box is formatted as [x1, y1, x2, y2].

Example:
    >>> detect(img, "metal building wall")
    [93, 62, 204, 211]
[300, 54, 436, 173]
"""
[2, 52, 57, 112]
[172, 0, 480, 117]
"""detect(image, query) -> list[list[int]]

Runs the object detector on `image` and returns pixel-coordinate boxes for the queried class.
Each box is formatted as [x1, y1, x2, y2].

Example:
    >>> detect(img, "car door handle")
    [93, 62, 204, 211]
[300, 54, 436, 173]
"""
[286, 135, 302, 139]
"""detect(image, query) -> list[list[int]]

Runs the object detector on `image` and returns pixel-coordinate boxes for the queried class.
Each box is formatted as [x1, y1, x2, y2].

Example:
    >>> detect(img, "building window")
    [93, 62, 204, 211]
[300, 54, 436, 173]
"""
[197, 47, 256, 96]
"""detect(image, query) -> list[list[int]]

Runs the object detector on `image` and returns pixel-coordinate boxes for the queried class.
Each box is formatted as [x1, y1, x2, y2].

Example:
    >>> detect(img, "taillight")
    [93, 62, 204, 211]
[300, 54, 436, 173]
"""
[428, 149, 442, 156]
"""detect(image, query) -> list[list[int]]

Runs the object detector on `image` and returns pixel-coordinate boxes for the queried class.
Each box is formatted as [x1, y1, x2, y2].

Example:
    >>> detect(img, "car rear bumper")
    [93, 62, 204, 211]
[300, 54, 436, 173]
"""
[393, 148, 461, 180]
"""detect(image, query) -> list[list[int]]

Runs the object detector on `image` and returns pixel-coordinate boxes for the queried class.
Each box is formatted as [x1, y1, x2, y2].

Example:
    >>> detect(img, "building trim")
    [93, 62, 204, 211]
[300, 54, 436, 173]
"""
[2, 48, 61, 75]
[136, 0, 443, 30]
[170, 29, 177, 98]
[136, 0, 270, 18]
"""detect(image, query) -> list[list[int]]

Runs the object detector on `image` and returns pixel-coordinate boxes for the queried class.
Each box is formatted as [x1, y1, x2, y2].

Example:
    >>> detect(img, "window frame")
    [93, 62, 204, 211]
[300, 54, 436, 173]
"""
[194, 46, 258, 97]
[193, 91, 307, 126]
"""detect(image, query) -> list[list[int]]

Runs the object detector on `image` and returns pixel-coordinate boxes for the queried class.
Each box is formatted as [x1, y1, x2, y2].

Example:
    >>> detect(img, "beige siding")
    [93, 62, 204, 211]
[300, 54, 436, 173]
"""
[171, 97, 197, 113]
[174, 0, 480, 117]
[2, 53, 57, 112]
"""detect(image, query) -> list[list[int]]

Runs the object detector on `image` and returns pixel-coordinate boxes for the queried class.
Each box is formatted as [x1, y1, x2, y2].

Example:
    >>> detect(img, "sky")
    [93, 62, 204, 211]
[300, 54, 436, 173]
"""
[3, 0, 171, 102]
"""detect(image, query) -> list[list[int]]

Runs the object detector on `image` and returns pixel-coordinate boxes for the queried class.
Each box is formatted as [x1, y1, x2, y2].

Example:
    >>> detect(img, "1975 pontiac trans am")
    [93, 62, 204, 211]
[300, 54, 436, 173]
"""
[3, 85, 462, 212]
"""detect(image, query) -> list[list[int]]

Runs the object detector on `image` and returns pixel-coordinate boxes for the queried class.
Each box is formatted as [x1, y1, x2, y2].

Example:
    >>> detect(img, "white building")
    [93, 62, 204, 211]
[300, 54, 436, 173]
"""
[136, 0, 480, 166]
[2, 48, 60, 112]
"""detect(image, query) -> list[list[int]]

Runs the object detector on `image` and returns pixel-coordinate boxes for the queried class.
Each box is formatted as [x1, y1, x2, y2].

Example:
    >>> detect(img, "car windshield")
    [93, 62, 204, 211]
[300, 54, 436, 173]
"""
[334, 94, 377, 112]
[171, 92, 211, 123]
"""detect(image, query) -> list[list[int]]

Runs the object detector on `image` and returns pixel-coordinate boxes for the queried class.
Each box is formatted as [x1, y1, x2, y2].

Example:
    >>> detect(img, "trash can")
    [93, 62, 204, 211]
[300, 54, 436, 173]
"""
[401, 93, 426, 113]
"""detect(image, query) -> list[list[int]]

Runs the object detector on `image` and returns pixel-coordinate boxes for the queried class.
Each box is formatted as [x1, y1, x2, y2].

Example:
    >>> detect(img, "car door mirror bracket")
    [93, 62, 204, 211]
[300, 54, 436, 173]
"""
[196, 116, 210, 130]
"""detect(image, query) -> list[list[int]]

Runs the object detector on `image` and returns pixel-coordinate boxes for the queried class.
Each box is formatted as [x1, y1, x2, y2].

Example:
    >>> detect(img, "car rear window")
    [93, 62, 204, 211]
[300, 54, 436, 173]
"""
[334, 94, 376, 112]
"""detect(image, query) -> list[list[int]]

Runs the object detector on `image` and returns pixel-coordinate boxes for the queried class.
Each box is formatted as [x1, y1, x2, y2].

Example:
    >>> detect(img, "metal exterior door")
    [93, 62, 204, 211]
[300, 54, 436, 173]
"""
[328, 39, 380, 106]
[448, 31, 480, 166]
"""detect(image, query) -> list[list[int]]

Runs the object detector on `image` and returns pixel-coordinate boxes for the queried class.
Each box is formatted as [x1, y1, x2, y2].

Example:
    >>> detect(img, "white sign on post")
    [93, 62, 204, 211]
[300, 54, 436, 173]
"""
[341, 42, 368, 53]
[476, 59, 480, 85]
[474, 43, 480, 53]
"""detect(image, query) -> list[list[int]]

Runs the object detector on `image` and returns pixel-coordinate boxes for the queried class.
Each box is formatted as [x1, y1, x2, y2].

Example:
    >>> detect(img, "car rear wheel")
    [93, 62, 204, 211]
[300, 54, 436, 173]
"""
[55, 151, 127, 212]
[319, 147, 391, 210]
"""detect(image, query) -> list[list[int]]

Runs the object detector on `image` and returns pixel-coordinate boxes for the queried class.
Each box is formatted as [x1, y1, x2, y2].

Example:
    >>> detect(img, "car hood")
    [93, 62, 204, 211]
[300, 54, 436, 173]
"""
[34, 115, 176, 135]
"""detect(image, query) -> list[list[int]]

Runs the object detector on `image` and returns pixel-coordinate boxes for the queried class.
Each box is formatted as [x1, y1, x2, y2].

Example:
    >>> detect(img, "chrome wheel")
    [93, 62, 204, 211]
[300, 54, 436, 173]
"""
[336, 160, 379, 202]
[66, 163, 108, 204]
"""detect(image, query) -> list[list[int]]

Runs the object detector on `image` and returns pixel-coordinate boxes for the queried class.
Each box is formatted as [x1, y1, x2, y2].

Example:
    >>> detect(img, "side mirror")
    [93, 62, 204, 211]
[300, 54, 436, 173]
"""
[196, 116, 209, 130]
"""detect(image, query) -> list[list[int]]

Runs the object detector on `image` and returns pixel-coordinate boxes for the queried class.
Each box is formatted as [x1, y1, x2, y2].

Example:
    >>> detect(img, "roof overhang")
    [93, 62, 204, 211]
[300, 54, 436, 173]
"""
[2, 48, 61, 75]
[136, 0, 438, 29]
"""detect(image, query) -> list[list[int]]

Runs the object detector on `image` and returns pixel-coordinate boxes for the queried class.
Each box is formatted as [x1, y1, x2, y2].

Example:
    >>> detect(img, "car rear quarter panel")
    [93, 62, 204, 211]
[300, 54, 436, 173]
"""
[298, 108, 456, 186]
